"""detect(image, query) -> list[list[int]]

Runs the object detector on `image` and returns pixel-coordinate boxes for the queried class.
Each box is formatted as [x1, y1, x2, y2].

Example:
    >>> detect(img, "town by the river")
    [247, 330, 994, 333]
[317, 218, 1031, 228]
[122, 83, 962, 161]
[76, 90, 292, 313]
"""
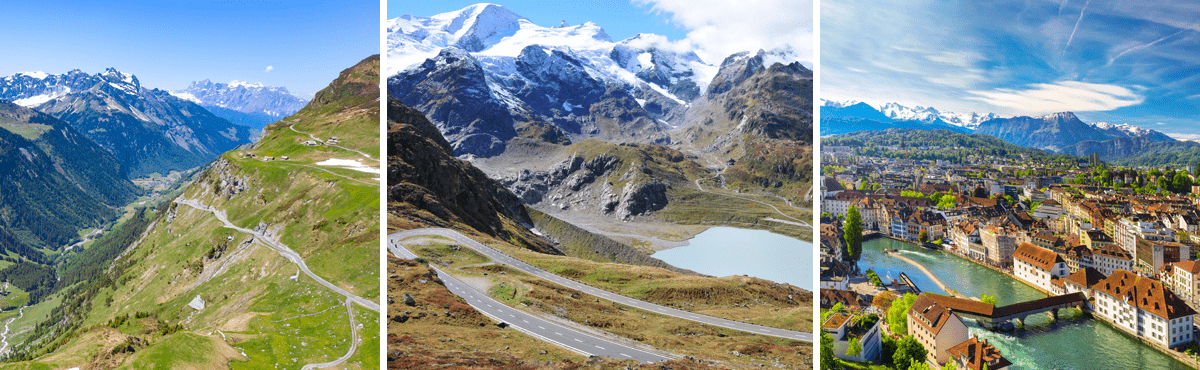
[861, 237, 1191, 369]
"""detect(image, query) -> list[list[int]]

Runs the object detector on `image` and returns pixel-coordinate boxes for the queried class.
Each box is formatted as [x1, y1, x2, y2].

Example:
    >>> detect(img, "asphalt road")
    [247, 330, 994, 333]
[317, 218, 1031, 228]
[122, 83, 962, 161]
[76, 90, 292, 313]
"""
[301, 299, 361, 369]
[391, 243, 669, 363]
[177, 199, 381, 312]
[389, 228, 813, 343]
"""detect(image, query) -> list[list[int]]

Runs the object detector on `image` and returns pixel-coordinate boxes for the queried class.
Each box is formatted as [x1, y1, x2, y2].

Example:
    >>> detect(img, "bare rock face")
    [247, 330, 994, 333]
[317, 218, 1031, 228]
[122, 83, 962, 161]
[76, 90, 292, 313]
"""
[613, 181, 668, 220]
[498, 152, 668, 220]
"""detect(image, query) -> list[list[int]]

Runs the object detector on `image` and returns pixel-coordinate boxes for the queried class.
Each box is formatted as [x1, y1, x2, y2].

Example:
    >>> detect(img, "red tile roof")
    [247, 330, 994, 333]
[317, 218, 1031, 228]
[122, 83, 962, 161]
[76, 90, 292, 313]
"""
[1014, 243, 1064, 271]
[1094, 270, 1197, 320]
[948, 337, 1012, 370]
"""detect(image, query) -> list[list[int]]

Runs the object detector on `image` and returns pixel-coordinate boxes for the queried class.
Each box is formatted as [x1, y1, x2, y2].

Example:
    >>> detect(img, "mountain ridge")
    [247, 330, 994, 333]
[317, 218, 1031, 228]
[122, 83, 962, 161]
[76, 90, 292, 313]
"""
[0, 69, 253, 177]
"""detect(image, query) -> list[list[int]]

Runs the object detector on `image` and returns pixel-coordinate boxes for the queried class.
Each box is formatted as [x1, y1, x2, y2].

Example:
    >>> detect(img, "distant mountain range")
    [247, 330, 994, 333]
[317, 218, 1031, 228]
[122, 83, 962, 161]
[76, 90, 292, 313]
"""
[823, 100, 997, 130]
[821, 100, 1178, 160]
[172, 80, 308, 129]
[974, 112, 1175, 152]
[0, 69, 252, 177]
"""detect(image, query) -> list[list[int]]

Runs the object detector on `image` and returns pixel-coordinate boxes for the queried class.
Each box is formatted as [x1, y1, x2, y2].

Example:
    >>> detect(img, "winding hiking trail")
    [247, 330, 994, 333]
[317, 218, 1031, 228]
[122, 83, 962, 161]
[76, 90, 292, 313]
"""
[0, 306, 25, 355]
[688, 146, 812, 227]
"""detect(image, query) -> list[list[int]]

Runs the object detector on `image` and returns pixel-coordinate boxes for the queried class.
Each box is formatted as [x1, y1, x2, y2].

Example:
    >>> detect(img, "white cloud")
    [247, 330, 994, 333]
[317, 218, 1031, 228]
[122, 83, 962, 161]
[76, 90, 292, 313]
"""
[966, 81, 1143, 114]
[265, 65, 274, 72]
[1166, 132, 1200, 142]
[634, 0, 812, 65]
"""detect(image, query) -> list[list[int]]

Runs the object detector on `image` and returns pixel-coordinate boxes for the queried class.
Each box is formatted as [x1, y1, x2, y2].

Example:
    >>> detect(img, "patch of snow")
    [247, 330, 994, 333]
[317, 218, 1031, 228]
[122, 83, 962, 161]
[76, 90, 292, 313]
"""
[316, 158, 383, 175]
[636, 52, 653, 70]
[17, 71, 48, 79]
[645, 82, 685, 106]
[229, 80, 265, 88]
[562, 101, 573, 112]
[634, 98, 646, 108]
[13, 94, 53, 107]
[188, 295, 206, 310]
[169, 91, 202, 103]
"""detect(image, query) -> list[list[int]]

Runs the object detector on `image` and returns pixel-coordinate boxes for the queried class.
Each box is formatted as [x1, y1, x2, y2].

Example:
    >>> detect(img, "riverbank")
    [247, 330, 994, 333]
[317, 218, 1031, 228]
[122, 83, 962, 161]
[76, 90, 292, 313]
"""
[914, 240, 1196, 367]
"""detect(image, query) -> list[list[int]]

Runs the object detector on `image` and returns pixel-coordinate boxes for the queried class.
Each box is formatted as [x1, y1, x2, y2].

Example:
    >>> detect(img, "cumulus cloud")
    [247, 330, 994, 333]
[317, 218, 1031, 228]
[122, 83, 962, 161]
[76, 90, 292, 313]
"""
[634, 0, 812, 65]
[265, 65, 274, 72]
[966, 81, 1143, 114]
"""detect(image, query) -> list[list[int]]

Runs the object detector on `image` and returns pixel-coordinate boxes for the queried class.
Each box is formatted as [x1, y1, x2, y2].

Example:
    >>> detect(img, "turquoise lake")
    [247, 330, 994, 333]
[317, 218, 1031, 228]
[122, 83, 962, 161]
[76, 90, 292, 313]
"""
[651, 226, 813, 291]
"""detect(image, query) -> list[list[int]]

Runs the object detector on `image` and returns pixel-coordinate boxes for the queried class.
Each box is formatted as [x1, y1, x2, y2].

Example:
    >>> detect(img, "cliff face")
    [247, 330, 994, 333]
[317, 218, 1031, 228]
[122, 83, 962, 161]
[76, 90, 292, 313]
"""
[388, 98, 558, 254]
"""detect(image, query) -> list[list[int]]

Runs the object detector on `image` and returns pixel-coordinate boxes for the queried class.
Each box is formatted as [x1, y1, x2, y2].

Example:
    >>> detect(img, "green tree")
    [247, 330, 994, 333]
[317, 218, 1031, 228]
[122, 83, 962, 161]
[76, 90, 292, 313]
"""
[821, 332, 843, 370]
[892, 334, 928, 370]
[887, 293, 918, 335]
[918, 229, 929, 243]
[1173, 172, 1193, 193]
[847, 337, 862, 358]
[845, 205, 863, 265]
[981, 293, 997, 305]
[943, 361, 958, 370]
[822, 302, 846, 323]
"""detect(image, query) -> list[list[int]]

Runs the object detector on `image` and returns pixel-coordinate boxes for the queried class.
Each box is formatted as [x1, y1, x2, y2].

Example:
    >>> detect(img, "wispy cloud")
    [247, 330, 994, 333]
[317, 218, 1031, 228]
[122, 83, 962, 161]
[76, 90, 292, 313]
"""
[265, 65, 274, 72]
[1063, 0, 1091, 54]
[967, 81, 1143, 113]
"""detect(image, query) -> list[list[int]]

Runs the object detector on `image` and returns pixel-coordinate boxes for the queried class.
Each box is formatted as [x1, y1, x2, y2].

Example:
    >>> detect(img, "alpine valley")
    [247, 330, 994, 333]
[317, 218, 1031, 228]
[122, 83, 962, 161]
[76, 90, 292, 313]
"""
[0, 56, 381, 368]
[387, 3, 815, 368]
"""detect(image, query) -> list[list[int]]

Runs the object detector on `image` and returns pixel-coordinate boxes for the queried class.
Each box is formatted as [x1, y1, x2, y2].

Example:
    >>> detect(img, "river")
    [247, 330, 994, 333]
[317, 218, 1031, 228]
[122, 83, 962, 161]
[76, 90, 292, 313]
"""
[861, 238, 1193, 369]
[651, 227, 813, 291]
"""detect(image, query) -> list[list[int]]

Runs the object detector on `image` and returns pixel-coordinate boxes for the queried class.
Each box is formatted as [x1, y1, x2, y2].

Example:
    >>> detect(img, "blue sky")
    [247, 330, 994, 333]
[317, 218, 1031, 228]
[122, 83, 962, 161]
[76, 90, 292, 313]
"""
[822, 0, 1200, 139]
[388, 0, 813, 66]
[0, 1, 377, 98]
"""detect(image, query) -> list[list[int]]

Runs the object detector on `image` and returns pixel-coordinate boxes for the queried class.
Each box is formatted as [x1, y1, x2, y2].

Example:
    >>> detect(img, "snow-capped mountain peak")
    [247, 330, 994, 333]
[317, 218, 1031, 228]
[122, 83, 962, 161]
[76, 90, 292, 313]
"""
[229, 80, 266, 89]
[820, 99, 863, 109]
[879, 102, 999, 129]
[17, 71, 48, 80]
[173, 79, 307, 121]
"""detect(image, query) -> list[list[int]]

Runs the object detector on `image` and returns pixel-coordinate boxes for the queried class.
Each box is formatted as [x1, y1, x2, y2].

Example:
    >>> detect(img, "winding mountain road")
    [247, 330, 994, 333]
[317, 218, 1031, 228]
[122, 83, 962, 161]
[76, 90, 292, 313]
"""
[392, 244, 669, 363]
[176, 198, 380, 312]
[300, 299, 361, 370]
[389, 228, 813, 343]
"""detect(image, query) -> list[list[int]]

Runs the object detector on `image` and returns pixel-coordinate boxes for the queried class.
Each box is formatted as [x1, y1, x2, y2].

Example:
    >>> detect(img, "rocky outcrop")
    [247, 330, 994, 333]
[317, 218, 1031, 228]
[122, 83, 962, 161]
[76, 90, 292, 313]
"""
[499, 151, 671, 220]
[388, 48, 517, 157]
[614, 181, 668, 220]
[388, 98, 557, 255]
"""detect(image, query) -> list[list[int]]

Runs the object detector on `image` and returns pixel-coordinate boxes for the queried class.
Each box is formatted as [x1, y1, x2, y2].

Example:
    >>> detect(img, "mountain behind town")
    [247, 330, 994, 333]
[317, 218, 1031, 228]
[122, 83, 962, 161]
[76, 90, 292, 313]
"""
[821, 100, 1179, 163]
